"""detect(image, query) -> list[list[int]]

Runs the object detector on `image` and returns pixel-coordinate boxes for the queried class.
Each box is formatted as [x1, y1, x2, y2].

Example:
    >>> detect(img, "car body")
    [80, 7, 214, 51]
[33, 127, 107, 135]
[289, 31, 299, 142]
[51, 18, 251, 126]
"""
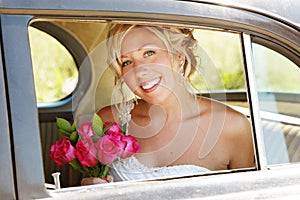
[0, 0, 299, 199]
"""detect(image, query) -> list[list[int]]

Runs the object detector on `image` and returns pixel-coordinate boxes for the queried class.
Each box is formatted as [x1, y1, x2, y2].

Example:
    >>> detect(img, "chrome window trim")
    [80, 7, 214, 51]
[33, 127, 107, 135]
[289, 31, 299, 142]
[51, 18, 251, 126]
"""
[241, 33, 267, 170]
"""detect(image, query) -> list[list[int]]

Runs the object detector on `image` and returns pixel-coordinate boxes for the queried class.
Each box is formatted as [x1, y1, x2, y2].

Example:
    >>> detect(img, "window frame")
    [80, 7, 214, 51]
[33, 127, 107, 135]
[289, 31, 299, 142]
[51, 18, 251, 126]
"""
[241, 33, 268, 170]
[0, 14, 49, 199]
[0, 0, 299, 199]
[0, 27, 16, 200]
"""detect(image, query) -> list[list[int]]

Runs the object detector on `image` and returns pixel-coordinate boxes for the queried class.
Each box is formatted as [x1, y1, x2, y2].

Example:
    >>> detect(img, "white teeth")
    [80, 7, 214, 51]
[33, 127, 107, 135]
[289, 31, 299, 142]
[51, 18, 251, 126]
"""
[141, 78, 160, 90]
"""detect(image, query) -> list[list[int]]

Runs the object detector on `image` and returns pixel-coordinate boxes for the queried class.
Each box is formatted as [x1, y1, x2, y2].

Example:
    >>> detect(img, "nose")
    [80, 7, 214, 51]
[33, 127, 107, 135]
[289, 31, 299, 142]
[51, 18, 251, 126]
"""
[131, 52, 145, 68]
[130, 52, 150, 77]
[135, 64, 150, 78]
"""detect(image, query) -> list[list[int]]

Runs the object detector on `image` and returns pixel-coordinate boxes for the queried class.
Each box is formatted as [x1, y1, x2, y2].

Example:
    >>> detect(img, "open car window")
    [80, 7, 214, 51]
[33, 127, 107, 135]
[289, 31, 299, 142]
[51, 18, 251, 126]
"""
[28, 20, 254, 188]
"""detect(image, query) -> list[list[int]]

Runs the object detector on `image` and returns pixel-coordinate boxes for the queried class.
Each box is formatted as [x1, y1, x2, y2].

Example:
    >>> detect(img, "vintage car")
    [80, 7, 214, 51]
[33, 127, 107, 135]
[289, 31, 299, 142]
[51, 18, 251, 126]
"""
[0, 0, 299, 199]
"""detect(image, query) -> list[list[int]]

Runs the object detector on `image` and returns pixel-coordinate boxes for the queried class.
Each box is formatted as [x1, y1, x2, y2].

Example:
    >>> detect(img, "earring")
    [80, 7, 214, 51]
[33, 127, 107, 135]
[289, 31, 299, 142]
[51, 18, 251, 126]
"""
[133, 95, 138, 105]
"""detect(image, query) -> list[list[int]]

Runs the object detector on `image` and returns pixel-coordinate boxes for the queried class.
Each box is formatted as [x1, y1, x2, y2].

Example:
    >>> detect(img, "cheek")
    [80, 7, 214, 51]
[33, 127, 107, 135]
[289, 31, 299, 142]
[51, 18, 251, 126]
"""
[121, 65, 131, 75]
[122, 68, 139, 92]
[158, 53, 173, 67]
[122, 66, 135, 85]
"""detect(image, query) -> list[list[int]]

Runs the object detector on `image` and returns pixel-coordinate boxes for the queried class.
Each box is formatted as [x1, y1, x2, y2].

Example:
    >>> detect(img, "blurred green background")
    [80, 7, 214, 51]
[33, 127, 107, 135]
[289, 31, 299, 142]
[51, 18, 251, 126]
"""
[28, 26, 78, 103]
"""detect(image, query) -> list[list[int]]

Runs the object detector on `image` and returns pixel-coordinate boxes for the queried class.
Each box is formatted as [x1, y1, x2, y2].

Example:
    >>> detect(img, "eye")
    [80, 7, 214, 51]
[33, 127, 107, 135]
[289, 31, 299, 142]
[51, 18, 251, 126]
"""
[122, 60, 132, 67]
[144, 50, 155, 57]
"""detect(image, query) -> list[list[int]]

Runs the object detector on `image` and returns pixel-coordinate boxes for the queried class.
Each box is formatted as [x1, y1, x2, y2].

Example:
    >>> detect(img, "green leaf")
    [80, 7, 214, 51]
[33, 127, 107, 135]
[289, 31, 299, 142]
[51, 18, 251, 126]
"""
[71, 121, 77, 132]
[103, 123, 111, 133]
[91, 167, 101, 177]
[70, 131, 79, 146]
[69, 159, 85, 173]
[56, 117, 72, 132]
[92, 114, 103, 137]
[121, 124, 127, 134]
[91, 134, 101, 142]
[58, 128, 71, 137]
[81, 167, 90, 174]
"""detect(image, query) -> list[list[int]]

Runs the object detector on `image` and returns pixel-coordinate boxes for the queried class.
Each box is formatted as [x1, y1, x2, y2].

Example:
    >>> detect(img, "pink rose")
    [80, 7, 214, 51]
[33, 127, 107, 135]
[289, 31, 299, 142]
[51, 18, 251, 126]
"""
[108, 132, 126, 151]
[96, 135, 120, 165]
[50, 137, 76, 166]
[104, 122, 122, 135]
[77, 122, 94, 138]
[76, 139, 98, 167]
[120, 135, 140, 159]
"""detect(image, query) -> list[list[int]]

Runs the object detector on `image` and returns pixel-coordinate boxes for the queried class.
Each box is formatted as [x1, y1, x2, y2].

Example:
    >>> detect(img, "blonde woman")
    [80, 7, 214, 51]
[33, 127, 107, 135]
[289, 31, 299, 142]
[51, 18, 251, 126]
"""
[90, 24, 254, 183]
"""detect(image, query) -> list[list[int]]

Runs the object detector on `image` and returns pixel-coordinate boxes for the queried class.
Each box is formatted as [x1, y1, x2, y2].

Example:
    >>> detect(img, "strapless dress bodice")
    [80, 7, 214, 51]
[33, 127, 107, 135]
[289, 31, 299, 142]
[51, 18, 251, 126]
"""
[109, 156, 209, 182]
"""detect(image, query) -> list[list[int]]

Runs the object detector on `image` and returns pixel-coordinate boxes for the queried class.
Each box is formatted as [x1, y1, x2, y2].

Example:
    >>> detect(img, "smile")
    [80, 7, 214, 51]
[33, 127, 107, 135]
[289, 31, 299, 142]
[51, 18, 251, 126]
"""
[140, 77, 161, 92]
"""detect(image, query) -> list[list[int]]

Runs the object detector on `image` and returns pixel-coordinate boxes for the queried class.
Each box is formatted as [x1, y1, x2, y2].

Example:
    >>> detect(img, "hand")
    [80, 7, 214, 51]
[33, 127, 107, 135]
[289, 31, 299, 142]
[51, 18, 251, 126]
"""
[81, 175, 113, 186]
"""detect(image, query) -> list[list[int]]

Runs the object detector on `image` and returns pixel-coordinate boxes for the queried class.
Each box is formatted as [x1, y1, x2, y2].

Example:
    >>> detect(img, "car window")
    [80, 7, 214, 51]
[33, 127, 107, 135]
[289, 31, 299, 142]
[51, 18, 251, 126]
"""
[29, 20, 254, 188]
[28, 26, 78, 104]
[252, 43, 300, 165]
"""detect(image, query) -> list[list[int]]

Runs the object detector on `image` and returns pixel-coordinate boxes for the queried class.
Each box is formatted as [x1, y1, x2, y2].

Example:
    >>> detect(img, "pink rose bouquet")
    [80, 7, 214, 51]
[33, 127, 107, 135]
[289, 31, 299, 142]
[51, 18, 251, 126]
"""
[50, 114, 140, 179]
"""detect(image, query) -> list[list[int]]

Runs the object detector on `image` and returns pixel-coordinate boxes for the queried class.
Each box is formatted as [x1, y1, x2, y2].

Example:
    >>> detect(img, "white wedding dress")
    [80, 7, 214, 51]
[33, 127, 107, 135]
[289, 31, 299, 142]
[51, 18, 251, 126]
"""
[109, 100, 209, 181]
[109, 156, 209, 182]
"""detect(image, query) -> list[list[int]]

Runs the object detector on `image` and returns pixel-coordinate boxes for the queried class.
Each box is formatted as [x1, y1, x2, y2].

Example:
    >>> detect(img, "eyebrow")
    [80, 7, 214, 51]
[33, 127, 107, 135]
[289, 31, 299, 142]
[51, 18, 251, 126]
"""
[121, 43, 162, 58]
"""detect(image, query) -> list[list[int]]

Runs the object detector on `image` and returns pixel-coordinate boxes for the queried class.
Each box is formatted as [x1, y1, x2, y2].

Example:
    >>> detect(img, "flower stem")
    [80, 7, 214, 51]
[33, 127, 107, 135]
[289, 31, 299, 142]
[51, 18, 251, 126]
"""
[99, 165, 110, 178]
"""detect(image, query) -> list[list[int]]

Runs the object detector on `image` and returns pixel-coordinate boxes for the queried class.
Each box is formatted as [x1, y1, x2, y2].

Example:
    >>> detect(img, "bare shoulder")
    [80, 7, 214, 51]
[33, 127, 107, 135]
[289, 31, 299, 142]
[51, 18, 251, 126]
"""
[226, 106, 250, 131]
[220, 104, 254, 168]
[96, 106, 116, 122]
[213, 100, 251, 141]
[199, 97, 254, 168]
[200, 96, 250, 134]
[225, 107, 254, 168]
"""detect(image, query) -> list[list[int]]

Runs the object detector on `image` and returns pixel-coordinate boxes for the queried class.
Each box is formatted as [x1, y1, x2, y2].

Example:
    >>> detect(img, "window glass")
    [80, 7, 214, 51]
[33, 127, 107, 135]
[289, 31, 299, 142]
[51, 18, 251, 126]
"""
[193, 30, 247, 108]
[253, 44, 300, 93]
[253, 43, 300, 165]
[194, 30, 245, 91]
[28, 26, 78, 103]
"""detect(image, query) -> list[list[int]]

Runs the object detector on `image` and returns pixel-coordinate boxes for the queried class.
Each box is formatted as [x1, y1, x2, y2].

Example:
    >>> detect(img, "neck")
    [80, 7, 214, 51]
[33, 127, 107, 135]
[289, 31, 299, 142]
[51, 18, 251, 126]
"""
[148, 86, 198, 122]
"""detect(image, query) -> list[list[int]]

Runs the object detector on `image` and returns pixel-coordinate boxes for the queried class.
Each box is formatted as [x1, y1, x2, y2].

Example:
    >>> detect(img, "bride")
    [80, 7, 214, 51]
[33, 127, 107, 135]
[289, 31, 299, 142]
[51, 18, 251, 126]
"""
[83, 24, 254, 184]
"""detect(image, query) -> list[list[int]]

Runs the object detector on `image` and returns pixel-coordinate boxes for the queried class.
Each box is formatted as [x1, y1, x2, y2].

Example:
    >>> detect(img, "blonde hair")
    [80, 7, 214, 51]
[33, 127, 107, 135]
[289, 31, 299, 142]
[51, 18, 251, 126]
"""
[106, 24, 198, 84]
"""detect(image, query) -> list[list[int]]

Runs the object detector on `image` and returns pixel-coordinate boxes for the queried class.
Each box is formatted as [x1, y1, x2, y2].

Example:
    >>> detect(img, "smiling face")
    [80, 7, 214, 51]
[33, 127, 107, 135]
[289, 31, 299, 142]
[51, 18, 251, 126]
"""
[120, 27, 181, 104]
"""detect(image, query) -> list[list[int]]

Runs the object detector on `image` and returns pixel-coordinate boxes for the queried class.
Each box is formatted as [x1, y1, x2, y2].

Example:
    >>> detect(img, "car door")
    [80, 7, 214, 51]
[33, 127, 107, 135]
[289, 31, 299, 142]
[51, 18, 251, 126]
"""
[0, 0, 299, 199]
